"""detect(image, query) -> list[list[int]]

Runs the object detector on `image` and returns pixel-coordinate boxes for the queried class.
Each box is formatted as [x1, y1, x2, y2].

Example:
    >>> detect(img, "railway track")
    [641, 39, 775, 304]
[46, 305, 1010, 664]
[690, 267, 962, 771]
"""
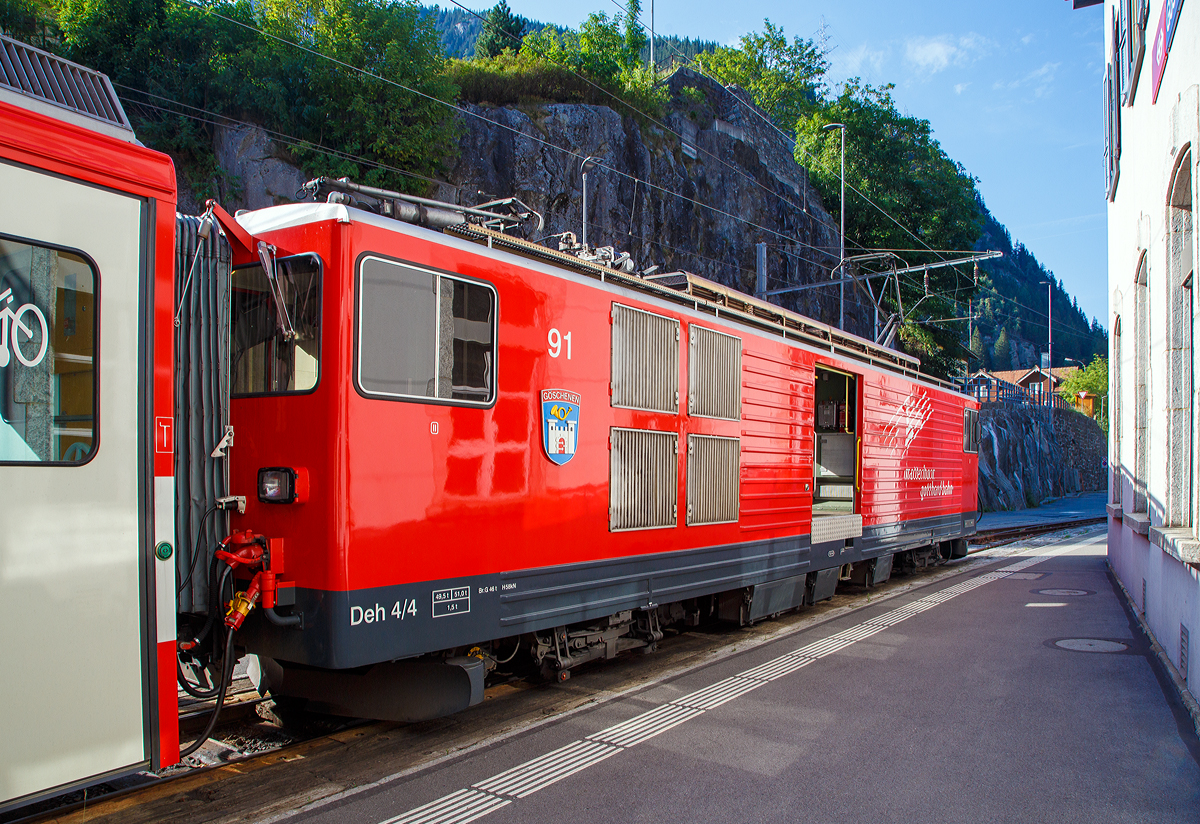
[6, 515, 1108, 824]
[969, 516, 1107, 549]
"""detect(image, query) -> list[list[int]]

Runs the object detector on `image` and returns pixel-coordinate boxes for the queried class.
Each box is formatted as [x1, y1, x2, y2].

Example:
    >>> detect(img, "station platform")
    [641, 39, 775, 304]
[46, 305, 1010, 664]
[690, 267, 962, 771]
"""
[977, 491, 1107, 531]
[278, 529, 1200, 824]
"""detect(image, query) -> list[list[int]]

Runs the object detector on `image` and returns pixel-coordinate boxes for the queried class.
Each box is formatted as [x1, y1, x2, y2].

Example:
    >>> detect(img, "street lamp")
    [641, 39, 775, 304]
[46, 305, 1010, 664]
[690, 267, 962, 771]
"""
[822, 122, 846, 330]
[1041, 280, 1053, 424]
[580, 156, 599, 250]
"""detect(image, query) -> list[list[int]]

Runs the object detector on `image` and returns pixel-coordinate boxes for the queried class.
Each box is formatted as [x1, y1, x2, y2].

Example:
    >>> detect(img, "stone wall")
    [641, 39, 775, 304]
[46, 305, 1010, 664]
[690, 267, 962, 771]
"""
[977, 403, 1106, 511]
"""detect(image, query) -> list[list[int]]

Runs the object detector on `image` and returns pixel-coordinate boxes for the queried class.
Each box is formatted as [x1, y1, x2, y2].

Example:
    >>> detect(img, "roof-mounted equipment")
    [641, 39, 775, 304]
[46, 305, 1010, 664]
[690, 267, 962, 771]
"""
[302, 177, 544, 235]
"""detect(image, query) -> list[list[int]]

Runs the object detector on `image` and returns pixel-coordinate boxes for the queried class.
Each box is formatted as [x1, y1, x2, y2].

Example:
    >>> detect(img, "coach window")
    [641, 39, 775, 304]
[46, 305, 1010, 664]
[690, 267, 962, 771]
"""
[0, 235, 97, 464]
[231, 253, 321, 395]
[357, 256, 496, 404]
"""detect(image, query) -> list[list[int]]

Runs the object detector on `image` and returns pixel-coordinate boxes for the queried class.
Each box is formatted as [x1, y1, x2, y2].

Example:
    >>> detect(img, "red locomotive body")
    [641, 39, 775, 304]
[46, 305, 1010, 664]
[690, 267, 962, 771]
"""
[0, 34, 979, 812]
[223, 202, 978, 709]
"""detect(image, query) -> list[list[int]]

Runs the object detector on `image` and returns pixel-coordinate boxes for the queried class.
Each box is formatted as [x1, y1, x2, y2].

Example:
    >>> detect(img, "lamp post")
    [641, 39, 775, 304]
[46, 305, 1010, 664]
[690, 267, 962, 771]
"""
[1041, 280, 1053, 424]
[822, 123, 846, 330]
[580, 156, 599, 250]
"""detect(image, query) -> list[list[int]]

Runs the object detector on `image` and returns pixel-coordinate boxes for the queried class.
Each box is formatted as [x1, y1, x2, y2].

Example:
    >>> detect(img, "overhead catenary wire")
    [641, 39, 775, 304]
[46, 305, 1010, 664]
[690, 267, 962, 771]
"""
[124, 83, 852, 302]
[179, 2, 1100, 351]
[180, 0, 849, 264]
[452, 0, 849, 253]
[607, 0, 996, 313]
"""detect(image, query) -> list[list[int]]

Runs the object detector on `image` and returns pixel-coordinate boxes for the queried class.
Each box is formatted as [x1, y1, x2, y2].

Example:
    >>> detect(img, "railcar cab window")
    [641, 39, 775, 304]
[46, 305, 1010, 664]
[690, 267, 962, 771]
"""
[231, 253, 321, 395]
[356, 256, 496, 405]
[0, 236, 97, 464]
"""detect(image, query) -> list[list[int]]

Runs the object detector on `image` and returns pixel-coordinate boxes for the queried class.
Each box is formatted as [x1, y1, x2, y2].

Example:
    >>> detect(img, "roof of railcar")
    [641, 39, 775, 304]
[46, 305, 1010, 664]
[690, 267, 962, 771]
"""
[236, 202, 969, 396]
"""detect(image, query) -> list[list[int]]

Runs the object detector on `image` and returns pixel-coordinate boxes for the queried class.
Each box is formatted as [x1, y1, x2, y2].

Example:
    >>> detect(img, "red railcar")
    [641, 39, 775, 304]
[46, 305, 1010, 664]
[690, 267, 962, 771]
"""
[0, 36, 979, 811]
[216, 183, 980, 718]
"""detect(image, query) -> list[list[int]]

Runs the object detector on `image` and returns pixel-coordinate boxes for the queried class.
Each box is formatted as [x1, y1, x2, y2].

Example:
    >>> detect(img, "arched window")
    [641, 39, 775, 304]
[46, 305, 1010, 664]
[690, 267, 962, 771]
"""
[1112, 314, 1122, 506]
[1166, 148, 1193, 528]
[1134, 253, 1148, 515]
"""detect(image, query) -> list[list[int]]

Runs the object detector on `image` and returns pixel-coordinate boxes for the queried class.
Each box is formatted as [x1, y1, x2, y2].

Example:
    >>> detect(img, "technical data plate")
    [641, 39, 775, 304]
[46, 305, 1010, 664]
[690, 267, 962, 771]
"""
[812, 513, 863, 545]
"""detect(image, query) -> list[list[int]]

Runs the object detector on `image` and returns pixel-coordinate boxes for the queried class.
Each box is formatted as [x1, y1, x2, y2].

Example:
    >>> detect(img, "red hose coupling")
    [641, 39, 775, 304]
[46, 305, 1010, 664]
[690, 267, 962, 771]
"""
[216, 529, 266, 571]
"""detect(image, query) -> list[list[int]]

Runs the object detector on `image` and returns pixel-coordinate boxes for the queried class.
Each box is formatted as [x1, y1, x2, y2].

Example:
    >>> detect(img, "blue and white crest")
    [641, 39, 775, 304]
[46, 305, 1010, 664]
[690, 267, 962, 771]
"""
[541, 389, 580, 465]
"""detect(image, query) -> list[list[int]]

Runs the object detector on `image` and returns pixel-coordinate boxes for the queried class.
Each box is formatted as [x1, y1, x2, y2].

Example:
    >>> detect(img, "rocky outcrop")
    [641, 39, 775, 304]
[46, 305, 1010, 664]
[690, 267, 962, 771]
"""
[978, 404, 1106, 511]
[435, 68, 867, 335]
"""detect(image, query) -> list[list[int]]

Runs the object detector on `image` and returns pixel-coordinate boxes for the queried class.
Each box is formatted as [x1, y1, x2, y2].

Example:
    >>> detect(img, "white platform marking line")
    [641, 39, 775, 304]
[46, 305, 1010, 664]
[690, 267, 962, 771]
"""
[374, 542, 1081, 824]
[739, 654, 815, 682]
[473, 739, 621, 798]
[589, 704, 705, 747]
[381, 788, 510, 824]
[670, 676, 762, 709]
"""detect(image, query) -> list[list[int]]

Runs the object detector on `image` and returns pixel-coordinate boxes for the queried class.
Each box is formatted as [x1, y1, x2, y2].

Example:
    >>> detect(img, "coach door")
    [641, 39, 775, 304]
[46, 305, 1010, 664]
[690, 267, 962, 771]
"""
[811, 365, 864, 550]
[0, 163, 152, 807]
[813, 365, 858, 513]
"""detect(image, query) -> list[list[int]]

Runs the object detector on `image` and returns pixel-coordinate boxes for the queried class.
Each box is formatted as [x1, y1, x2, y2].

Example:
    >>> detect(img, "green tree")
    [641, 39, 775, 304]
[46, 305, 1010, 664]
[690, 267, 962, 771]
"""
[1058, 354, 1109, 431]
[795, 80, 982, 378]
[969, 326, 984, 367]
[992, 327, 1011, 371]
[694, 20, 827, 131]
[50, 0, 458, 196]
[517, 4, 663, 110]
[0, 0, 57, 47]
[474, 0, 524, 59]
[621, 0, 646, 69]
[257, 0, 460, 191]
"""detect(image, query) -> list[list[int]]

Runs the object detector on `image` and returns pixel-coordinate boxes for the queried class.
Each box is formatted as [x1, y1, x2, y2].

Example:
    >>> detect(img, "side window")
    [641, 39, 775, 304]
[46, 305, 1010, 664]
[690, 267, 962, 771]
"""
[357, 256, 496, 405]
[963, 408, 980, 454]
[231, 253, 321, 396]
[0, 235, 97, 464]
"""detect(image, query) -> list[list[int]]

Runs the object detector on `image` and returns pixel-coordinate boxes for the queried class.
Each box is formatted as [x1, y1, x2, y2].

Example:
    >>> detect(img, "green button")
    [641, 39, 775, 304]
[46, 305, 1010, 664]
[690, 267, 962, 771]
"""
[155, 541, 173, 561]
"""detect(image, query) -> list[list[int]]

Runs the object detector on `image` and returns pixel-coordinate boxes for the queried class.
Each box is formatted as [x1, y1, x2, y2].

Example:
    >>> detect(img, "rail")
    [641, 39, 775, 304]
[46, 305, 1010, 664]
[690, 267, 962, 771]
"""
[969, 516, 1107, 549]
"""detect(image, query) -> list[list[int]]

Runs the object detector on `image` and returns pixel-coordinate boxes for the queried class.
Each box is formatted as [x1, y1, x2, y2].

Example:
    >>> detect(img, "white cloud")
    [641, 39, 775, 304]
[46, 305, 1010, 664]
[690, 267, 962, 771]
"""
[993, 61, 1061, 98]
[955, 82, 970, 95]
[832, 41, 889, 79]
[903, 33, 991, 76]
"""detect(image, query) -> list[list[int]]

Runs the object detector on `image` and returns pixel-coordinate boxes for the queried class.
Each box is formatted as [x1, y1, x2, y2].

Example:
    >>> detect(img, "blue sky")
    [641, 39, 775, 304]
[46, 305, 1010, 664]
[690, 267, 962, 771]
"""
[490, 0, 1109, 328]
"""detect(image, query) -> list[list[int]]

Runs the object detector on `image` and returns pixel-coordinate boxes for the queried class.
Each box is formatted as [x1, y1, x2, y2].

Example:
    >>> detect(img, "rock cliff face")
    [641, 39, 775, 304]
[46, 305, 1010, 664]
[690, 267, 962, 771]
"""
[977, 404, 1106, 511]
[436, 69, 867, 335]
[195, 69, 870, 336]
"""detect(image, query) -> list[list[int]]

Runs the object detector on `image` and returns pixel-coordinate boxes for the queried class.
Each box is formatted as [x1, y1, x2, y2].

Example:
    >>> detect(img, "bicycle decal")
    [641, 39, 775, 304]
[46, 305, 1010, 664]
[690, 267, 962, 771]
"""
[0, 288, 49, 369]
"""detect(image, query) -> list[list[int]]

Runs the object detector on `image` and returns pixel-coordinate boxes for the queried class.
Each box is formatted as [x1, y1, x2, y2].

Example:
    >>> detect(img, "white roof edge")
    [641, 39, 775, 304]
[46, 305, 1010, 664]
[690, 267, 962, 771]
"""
[235, 202, 352, 235]
[233, 203, 963, 396]
[0, 86, 137, 143]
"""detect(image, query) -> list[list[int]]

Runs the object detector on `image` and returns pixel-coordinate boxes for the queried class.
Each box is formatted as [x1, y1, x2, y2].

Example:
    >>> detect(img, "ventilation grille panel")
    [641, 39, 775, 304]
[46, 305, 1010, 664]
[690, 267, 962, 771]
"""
[611, 303, 679, 413]
[687, 435, 740, 526]
[610, 428, 677, 531]
[689, 326, 741, 419]
[0, 34, 131, 130]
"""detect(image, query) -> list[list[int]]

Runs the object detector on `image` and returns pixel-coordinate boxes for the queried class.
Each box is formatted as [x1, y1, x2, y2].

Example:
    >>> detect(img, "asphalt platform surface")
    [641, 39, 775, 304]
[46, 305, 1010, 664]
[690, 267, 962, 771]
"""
[274, 529, 1200, 824]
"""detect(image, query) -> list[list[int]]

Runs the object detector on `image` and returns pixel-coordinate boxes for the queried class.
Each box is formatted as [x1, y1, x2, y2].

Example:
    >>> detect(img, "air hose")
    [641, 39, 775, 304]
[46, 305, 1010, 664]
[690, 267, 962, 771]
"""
[178, 626, 237, 760]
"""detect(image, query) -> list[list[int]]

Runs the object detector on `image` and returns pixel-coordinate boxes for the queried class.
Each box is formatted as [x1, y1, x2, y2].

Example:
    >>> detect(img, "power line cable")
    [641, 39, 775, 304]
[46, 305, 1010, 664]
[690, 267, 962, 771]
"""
[451, 0, 846, 257]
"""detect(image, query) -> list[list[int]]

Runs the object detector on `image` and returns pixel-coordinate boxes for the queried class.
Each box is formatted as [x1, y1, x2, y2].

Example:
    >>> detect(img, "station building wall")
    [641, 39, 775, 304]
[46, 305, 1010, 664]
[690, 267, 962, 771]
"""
[1104, 0, 1200, 693]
